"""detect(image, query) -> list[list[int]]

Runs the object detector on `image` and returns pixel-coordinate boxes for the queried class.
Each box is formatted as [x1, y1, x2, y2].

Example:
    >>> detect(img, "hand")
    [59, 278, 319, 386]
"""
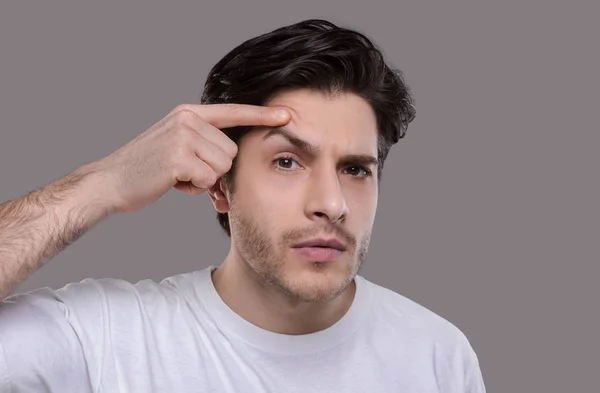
[90, 103, 290, 213]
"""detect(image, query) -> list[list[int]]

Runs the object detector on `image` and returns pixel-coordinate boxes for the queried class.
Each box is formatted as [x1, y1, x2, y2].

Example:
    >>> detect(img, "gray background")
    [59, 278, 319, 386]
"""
[1, 0, 598, 391]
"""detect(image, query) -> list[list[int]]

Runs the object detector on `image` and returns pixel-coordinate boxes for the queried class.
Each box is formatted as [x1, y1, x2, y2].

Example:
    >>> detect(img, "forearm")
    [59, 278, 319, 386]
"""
[0, 164, 114, 299]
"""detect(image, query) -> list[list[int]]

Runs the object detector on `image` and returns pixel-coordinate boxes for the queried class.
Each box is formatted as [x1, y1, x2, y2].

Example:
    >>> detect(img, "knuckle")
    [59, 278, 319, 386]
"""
[171, 143, 189, 166]
[172, 105, 199, 125]
[173, 103, 195, 114]
[215, 156, 232, 175]
[223, 158, 233, 172]
[173, 124, 193, 140]
[228, 141, 239, 156]
[226, 103, 242, 115]
[201, 169, 217, 187]
[260, 107, 272, 119]
[218, 137, 237, 158]
[214, 146, 234, 173]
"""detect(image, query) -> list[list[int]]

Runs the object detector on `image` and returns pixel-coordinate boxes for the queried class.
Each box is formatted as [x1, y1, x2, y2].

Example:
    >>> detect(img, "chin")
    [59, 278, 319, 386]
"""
[281, 263, 356, 303]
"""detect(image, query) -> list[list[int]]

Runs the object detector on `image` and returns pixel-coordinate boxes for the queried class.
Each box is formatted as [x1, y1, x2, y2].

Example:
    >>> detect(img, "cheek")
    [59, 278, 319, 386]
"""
[343, 183, 378, 235]
[245, 177, 289, 209]
[345, 181, 377, 209]
[235, 178, 292, 232]
[251, 168, 306, 209]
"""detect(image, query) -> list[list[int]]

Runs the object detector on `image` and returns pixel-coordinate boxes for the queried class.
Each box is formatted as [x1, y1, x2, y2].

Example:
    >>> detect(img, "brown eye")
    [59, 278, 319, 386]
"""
[274, 157, 300, 170]
[344, 166, 371, 178]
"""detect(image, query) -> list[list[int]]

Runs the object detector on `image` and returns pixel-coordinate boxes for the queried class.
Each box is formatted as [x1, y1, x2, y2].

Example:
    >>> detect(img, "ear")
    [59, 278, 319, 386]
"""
[207, 177, 230, 213]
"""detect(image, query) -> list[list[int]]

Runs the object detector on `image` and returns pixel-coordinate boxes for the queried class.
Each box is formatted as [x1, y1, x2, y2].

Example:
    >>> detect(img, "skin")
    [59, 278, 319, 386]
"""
[208, 89, 380, 335]
[0, 103, 291, 299]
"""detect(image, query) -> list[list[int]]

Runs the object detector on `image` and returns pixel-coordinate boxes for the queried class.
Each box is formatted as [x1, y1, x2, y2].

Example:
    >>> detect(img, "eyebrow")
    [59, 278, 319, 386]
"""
[262, 127, 379, 168]
[339, 154, 379, 169]
[263, 127, 320, 155]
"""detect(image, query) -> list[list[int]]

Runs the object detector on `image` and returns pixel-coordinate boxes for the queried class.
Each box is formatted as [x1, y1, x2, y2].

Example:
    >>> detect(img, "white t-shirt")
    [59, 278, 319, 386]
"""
[0, 265, 485, 392]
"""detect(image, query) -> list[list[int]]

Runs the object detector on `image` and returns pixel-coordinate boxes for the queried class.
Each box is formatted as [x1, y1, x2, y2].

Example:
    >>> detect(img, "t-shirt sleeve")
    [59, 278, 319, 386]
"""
[461, 336, 486, 393]
[465, 354, 486, 393]
[0, 286, 96, 393]
[433, 320, 487, 393]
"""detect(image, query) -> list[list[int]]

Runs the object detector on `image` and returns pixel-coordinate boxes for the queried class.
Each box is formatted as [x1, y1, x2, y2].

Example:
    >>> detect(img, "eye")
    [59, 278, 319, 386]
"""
[274, 156, 301, 170]
[344, 166, 372, 178]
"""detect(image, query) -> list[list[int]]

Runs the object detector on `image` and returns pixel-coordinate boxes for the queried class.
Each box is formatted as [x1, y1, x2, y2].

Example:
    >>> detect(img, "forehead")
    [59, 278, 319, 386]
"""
[261, 89, 379, 154]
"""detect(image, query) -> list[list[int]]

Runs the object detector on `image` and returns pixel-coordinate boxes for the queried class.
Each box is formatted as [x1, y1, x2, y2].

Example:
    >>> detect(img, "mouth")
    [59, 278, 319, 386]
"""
[291, 238, 346, 262]
[291, 238, 346, 251]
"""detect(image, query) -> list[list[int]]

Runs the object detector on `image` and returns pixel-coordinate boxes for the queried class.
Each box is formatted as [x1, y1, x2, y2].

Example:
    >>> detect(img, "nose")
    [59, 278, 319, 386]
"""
[304, 167, 348, 224]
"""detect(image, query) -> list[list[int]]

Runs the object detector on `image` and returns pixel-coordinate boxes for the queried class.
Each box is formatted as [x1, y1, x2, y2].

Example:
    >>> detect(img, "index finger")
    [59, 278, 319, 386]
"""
[186, 103, 291, 129]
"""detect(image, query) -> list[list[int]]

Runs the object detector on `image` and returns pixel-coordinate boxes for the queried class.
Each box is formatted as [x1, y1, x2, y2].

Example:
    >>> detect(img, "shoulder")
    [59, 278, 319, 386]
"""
[0, 285, 99, 390]
[0, 270, 202, 387]
[360, 276, 479, 354]
[359, 277, 485, 391]
[0, 269, 202, 338]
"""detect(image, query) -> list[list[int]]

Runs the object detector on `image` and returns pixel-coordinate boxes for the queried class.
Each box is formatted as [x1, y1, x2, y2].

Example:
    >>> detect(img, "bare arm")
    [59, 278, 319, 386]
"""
[0, 103, 290, 301]
[0, 163, 113, 299]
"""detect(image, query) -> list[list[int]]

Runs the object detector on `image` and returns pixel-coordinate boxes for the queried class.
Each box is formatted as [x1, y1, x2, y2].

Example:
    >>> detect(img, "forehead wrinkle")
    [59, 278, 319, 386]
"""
[262, 125, 379, 164]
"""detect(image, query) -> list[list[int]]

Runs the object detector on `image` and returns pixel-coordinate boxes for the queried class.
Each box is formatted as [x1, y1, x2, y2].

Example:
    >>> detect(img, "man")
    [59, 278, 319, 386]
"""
[0, 19, 485, 392]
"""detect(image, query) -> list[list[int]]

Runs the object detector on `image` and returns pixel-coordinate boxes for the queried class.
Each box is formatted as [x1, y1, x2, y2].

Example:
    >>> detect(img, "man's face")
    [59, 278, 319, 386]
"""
[227, 89, 379, 303]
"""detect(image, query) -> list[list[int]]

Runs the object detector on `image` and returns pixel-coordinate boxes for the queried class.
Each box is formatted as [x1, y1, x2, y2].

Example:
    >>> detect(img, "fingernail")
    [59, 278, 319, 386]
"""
[275, 109, 290, 120]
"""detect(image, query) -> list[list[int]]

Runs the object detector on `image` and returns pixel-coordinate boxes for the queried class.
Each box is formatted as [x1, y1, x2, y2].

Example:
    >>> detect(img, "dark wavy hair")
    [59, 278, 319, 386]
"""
[200, 19, 416, 237]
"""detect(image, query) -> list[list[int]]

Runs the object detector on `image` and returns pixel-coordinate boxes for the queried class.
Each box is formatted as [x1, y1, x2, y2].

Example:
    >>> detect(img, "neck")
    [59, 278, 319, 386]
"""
[211, 250, 356, 335]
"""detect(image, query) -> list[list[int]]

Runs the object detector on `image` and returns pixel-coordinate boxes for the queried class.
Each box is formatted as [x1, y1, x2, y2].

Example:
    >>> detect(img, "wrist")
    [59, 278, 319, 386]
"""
[50, 163, 118, 221]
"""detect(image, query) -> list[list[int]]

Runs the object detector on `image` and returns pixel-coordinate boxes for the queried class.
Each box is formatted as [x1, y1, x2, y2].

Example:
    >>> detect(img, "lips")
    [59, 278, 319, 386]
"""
[291, 237, 346, 262]
[291, 238, 346, 251]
